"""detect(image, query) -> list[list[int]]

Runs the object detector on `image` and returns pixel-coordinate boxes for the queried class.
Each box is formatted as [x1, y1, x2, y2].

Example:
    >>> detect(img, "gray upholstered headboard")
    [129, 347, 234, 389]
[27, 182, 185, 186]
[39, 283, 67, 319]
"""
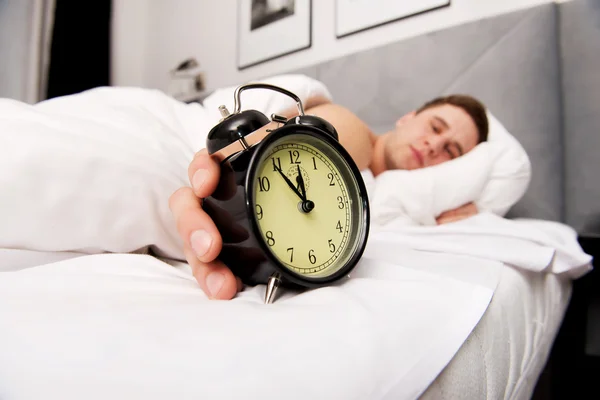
[285, 0, 600, 234]
[560, 0, 600, 234]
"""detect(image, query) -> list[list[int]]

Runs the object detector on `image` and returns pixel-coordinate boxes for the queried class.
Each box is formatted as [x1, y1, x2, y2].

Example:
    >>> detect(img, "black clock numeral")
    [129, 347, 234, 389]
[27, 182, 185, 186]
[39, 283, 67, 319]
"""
[308, 249, 316, 264]
[312, 157, 318, 170]
[328, 239, 336, 253]
[327, 172, 335, 186]
[336, 220, 343, 233]
[287, 247, 294, 262]
[255, 204, 263, 220]
[266, 231, 275, 246]
[258, 176, 271, 192]
[288, 150, 301, 164]
[337, 196, 344, 209]
[271, 157, 281, 172]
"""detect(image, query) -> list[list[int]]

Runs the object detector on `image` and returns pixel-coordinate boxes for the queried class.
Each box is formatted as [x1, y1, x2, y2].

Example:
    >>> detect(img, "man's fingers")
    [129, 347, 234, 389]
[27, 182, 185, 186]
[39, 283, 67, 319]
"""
[170, 185, 240, 300]
[184, 246, 238, 300]
[188, 149, 221, 198]
[436, 203, 478, 224]
[436, 215, 459, 225]
[169, 187, 222, 263]
[437, 202, 477, 220]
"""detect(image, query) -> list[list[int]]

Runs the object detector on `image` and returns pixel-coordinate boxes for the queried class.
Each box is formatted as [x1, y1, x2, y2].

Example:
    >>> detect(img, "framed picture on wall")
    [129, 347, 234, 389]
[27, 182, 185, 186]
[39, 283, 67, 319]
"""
[335, 0, 451, 38]
[238, 0, 312, 70]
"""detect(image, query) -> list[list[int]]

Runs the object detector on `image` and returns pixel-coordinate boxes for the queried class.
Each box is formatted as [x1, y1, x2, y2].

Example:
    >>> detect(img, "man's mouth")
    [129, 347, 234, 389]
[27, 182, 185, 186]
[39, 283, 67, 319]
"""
[410, 146, 424, 167]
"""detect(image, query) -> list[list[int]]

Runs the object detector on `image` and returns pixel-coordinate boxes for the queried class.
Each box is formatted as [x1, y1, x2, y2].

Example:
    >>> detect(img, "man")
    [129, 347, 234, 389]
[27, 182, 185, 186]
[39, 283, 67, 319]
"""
[169, 94, 489, 300]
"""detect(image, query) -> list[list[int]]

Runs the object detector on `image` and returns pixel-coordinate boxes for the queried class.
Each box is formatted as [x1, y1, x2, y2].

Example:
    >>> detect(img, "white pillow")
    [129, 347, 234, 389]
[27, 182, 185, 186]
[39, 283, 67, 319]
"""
[475, 111, 531, 216]
[201, 74, 333, 119]
[368, 142, 493, 226]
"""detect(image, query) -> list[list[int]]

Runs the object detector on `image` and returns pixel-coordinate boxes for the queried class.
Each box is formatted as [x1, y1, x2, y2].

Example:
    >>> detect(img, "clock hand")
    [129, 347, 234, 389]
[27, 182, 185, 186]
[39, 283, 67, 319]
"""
[295, 165, 315, 213]
[274, 165, 305, 201]
[296, 165, 308, 200]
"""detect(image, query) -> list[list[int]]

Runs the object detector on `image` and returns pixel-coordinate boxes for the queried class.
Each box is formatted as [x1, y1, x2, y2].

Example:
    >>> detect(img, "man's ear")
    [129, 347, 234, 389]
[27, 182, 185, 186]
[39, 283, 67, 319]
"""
[395, 111, 416, 128]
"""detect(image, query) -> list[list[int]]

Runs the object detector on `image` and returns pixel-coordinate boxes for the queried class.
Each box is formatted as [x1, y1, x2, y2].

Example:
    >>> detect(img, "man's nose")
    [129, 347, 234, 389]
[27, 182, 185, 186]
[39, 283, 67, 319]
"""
[424, 135, 446, 156]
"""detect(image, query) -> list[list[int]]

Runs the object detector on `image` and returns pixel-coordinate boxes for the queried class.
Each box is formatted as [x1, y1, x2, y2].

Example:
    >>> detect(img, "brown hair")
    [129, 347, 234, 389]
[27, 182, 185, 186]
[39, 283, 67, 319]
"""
[416, 95, 489, 143]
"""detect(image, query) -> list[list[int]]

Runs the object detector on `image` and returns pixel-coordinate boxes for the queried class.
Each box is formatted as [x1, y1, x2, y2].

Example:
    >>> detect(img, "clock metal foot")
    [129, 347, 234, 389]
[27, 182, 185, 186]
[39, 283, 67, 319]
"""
[264, 273, 281, 304]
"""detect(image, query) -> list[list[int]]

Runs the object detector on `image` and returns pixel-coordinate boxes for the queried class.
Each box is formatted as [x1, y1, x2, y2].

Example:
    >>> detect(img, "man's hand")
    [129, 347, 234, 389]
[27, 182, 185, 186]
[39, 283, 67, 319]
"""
[169, 149, 242, 300]
[168, 98, 375, 300]
[436, 202, 478, 225]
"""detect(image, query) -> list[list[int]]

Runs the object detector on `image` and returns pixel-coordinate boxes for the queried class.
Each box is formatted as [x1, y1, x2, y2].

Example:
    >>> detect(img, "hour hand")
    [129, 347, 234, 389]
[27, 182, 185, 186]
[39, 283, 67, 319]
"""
[296, 165, 308, 200]
[295, 166, 315, 213]
[274, 165, 305, 201]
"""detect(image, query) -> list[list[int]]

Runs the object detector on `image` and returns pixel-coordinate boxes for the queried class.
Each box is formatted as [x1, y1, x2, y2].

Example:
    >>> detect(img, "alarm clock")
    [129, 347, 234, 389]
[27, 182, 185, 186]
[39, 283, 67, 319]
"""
[203, 83, 370, 303]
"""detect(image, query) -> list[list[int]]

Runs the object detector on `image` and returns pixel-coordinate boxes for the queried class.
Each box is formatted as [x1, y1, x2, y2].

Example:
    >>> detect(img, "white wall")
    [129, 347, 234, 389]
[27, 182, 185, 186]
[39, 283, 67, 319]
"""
[110, 0, 149, 88]
[112, 0, 559, 94]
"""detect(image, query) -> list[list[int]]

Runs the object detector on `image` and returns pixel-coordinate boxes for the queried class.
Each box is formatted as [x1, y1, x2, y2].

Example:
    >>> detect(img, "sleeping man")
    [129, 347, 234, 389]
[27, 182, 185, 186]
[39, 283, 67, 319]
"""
[169, 92, 490, 300]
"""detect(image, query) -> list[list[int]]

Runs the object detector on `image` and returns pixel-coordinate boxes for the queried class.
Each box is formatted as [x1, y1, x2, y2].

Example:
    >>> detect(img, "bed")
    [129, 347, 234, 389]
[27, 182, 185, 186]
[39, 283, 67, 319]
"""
[282, 1, 600, 398]
[0, 1, 598, 399]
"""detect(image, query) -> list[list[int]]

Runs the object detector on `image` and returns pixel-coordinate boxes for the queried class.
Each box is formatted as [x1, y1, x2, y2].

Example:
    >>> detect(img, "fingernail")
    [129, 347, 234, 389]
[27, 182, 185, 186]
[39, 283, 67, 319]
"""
[206, 272, 225, 298]
[190, 230, 212, 259]
[192, 169, 208, 192]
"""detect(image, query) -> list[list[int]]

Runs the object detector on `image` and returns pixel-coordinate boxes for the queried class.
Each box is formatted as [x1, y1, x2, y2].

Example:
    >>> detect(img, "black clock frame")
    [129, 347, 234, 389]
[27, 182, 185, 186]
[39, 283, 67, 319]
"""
[203, 123, 370, 289]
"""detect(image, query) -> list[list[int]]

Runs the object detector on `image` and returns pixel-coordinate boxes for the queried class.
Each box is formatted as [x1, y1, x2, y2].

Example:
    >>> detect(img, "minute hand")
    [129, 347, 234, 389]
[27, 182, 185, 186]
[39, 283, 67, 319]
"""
[296, 165, 308, 200]
[274, 166, 305, 201]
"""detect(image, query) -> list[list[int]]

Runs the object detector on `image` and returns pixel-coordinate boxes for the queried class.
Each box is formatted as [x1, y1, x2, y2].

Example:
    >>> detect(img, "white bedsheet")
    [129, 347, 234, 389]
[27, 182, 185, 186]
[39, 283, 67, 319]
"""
[0, 245, 497, 400]
[370, 212, 592, 279]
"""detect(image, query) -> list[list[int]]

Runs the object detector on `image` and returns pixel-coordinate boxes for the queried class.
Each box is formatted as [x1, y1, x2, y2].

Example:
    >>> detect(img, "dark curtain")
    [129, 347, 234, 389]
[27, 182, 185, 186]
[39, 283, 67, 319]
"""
[46, 0, 112, 99]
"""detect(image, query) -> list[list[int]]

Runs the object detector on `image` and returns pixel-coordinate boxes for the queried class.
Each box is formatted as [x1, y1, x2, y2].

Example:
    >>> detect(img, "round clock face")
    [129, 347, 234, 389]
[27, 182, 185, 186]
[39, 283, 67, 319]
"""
[249, 130, 368, 282]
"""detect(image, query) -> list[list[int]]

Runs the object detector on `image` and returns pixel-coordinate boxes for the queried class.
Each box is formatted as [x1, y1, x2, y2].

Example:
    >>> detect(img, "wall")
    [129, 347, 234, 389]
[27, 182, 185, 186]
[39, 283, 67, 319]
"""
[112, 0, 563, 93]
[0, 0, 55, 103]
[111, 0, 149, 88]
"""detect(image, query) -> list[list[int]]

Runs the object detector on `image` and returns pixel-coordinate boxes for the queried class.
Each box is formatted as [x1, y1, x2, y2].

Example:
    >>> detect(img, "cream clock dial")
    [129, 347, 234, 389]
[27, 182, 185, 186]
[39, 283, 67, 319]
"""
[252, 133, 363, 279]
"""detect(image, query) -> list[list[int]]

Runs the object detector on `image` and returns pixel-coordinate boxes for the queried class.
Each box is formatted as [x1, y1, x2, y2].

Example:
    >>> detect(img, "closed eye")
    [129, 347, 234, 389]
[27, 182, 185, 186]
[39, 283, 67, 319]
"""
[432, 116, 449, 134]
[445, 142, 463, 159]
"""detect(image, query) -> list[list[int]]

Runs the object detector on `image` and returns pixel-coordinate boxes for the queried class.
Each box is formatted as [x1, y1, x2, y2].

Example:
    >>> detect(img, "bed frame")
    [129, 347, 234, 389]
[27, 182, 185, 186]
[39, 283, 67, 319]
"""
[282, 1, 599, 398]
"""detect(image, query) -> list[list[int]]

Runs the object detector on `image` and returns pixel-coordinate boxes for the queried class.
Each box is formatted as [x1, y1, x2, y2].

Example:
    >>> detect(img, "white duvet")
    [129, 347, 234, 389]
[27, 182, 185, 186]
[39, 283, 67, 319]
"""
[0, 75, 592, 400]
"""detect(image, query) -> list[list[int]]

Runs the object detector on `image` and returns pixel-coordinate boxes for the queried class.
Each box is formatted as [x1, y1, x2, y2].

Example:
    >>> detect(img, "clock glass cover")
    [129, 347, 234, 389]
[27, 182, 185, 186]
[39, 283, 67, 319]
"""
[250, 131, 367, 281]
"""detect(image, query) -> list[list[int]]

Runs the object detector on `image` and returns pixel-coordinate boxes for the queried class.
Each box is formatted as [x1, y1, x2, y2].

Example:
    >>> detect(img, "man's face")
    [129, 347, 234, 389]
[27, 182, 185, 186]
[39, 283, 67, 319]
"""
[384, 104, 480, 171]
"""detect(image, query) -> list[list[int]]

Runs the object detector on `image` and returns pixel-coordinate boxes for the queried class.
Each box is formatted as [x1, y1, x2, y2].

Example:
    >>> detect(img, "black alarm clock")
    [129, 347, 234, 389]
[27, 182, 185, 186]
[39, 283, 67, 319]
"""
[203, 83, 370, 303]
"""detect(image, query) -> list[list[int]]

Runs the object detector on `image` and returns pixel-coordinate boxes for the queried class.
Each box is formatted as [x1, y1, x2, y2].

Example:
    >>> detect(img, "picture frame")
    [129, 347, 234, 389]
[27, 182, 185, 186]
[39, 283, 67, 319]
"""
[238, 0, 312, 70]
[335, 0, 451, 39]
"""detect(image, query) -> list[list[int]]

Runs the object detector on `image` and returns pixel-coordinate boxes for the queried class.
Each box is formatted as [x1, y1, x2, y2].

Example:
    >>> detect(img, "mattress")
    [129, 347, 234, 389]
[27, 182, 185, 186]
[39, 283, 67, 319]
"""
[419, 264, 572, 400]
